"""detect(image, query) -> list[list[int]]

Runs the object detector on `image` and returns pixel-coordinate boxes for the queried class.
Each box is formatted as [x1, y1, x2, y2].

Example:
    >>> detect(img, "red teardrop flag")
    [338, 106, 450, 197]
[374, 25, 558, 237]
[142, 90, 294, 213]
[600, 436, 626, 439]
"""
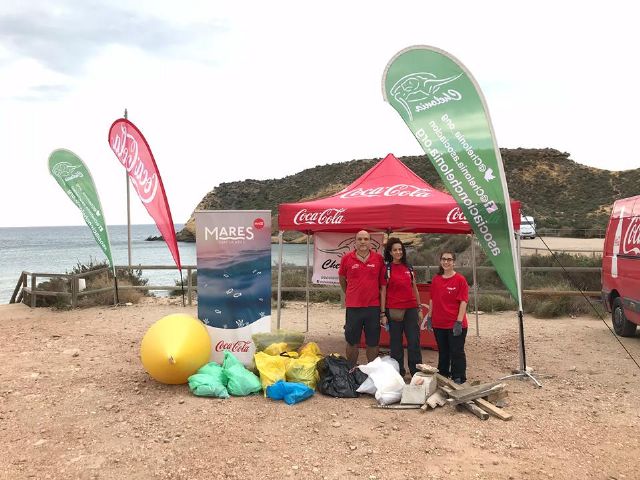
[108, 118, 182, 271]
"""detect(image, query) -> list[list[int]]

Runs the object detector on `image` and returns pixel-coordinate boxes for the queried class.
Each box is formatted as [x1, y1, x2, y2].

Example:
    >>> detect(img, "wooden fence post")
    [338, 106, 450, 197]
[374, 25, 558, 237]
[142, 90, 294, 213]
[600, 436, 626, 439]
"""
[31, 274, 37, 308]
[71, 275, 78, 308]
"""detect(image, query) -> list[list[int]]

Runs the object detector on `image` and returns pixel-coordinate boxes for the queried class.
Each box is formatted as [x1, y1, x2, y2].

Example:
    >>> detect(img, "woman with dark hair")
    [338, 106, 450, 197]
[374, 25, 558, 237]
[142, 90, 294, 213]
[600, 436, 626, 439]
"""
[427, 251, 469, 384]
[379, 237, 423, 378]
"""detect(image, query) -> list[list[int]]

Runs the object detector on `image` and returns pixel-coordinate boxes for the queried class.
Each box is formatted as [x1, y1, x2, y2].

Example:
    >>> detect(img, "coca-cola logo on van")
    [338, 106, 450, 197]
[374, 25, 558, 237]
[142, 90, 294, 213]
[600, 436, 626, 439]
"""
[622, 217, 640, 255]
[446, 207, 469, 225]
[293, 208, 346, 225]
[339, 184, 431, 199]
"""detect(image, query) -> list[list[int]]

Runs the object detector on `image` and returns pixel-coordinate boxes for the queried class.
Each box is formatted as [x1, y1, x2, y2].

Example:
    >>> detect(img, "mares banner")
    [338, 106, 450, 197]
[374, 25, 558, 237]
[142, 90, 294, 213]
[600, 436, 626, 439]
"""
[195, 210, 271, 366]
[48, 149, 115, 273]
[312, 232, 384, 285]
[383, 46, 521, 306]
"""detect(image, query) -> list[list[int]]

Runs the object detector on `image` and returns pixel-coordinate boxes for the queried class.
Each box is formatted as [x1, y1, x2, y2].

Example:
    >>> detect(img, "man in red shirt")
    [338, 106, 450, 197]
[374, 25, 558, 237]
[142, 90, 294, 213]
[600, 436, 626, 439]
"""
[338, 230, 385, 366]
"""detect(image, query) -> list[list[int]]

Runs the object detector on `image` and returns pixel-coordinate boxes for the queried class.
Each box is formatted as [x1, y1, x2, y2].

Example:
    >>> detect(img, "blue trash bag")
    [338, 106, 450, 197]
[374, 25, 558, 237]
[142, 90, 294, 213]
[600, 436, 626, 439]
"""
[266, 380, 314, 405]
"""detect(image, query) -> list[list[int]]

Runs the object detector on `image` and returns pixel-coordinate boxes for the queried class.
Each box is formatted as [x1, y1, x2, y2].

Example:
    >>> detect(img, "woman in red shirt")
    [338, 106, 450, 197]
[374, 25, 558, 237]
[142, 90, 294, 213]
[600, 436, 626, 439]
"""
[379, 237, 423, 378]
[427, 251, 469, 384]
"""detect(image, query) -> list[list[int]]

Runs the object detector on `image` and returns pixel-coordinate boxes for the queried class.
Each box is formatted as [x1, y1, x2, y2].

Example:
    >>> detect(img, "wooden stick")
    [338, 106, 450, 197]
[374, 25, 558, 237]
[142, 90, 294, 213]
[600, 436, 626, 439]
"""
[448, 383, 506, 405]
[436, 374, 512, 421]
[373, 404, 422, 409]
[442, 386, 488, 420]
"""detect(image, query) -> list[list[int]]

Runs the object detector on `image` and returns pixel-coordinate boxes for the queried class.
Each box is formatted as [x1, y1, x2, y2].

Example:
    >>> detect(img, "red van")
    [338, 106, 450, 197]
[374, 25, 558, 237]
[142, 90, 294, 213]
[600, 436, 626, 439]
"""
[602, 195, 640, 336]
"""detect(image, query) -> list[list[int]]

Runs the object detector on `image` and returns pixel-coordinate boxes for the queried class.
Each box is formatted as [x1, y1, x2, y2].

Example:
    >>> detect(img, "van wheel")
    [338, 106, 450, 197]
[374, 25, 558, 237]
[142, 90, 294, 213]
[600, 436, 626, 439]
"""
[612, 297, 637, 337]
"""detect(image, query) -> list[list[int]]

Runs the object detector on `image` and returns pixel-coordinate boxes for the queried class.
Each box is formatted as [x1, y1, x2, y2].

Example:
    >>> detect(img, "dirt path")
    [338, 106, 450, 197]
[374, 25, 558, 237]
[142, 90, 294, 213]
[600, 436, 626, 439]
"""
[1, 300, 639, 479]
[520, 236, 604, 256]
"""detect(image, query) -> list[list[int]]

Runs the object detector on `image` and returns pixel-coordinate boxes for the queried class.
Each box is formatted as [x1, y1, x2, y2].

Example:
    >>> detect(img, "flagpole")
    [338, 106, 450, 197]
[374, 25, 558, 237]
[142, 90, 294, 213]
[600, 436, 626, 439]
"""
[124, 108, 132, 269]
[471, 234, 479, 337]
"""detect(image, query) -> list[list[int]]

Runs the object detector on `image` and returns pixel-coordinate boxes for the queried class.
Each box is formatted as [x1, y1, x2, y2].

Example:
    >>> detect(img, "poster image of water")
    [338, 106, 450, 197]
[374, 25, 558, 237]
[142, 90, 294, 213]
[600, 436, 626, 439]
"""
[195, 210, 271, 366]
[197, 250, 271, 329]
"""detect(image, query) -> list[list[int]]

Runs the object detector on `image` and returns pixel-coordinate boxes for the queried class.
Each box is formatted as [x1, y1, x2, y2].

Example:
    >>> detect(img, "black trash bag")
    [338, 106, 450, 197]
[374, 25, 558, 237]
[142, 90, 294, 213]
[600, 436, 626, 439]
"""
[317, 354, 368, 398]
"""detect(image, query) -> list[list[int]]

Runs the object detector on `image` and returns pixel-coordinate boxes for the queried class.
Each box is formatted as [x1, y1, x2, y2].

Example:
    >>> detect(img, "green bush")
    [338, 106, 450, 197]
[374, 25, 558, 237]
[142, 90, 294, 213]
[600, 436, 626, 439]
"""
[270, 263, 341, 303]
[170, 270, 197, 297]
[475, 294, 517, 312]
[26, 259, 149, 308]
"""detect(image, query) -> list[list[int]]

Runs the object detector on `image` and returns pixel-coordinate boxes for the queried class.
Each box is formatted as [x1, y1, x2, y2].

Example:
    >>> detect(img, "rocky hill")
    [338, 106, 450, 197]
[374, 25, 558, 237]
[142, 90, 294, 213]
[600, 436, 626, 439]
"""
[174, 148, 639, 242]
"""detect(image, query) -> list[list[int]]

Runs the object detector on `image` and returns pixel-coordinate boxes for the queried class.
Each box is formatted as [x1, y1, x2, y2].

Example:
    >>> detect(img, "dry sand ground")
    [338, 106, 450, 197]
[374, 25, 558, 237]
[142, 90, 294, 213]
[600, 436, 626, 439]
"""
[1, 298, 639, 480]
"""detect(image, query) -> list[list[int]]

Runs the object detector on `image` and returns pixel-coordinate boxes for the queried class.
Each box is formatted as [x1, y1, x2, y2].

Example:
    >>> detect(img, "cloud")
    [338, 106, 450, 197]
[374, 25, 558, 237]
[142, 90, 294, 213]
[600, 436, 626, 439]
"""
[15, 83, 73, 102]
[0, 0, 226, 74]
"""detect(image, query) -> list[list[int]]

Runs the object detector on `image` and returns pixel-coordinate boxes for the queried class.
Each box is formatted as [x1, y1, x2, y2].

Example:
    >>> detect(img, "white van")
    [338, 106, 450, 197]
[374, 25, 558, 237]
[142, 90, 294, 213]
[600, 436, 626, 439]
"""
[520, 216, 536, 239]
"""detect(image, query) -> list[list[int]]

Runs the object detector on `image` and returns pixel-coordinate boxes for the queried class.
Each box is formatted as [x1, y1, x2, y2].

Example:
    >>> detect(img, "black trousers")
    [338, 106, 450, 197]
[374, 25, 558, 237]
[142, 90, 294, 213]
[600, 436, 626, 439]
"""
[433, 327, 468, 383]
[388, 307, 423, 376]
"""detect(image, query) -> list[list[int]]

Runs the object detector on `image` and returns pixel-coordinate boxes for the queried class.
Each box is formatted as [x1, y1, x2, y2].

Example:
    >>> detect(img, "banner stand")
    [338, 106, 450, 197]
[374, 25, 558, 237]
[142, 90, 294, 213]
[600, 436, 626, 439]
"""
[305, 232, 311, 332]
[499, 234, 542, 387]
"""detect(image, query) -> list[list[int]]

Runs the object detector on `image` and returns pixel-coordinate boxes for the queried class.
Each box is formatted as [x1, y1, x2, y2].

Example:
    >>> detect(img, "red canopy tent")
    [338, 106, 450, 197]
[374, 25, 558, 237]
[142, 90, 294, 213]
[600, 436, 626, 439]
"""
[279, 153, 521, 233]
[276, 153, 522, 331]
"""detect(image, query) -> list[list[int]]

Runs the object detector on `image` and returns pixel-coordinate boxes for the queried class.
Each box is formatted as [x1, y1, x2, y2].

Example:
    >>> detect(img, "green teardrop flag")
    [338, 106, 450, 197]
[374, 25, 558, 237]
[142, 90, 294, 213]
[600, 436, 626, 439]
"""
[383, 46, 521, 306]
[48, 149, 115, 271]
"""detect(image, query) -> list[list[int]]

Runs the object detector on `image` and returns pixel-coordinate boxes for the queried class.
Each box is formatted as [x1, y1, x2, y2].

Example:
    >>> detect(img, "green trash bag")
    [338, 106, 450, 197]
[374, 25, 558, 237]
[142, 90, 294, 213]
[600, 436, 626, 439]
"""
[188, 362, 229, 398]
[222, 351, 262, 396]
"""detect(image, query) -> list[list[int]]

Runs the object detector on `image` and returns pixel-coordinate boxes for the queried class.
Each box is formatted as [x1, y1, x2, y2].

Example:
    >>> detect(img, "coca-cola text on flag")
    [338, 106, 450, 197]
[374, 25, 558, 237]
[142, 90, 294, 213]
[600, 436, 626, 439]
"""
[108, 118, 181, 271]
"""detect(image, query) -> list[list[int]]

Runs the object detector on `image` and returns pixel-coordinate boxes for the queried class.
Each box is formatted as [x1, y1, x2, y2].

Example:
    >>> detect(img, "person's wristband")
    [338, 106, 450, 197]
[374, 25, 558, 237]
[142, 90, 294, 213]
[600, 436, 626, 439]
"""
[380, 312, 386, 316]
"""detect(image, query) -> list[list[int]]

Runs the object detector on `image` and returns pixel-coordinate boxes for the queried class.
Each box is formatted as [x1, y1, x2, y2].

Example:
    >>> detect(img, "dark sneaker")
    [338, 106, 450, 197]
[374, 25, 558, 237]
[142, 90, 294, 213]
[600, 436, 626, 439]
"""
[453, 378, 464, 385]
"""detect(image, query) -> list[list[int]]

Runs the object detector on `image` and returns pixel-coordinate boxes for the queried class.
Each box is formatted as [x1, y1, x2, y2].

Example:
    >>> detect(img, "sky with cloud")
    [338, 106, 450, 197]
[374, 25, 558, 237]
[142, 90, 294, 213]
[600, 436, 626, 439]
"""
[0, 0, 637, 227]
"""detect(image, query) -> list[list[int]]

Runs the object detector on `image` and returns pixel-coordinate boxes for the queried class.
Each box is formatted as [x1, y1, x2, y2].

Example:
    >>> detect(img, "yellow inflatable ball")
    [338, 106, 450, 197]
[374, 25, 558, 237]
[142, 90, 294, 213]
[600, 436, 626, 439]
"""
[140, 313, 211, 384]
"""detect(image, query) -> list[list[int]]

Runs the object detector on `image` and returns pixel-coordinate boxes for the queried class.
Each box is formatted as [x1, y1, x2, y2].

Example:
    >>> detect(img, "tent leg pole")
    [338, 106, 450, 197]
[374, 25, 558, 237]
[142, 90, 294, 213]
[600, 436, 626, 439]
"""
[305, 232, 310, 333]
[472, 234, 479, 337]
[276, 231, 283, 329]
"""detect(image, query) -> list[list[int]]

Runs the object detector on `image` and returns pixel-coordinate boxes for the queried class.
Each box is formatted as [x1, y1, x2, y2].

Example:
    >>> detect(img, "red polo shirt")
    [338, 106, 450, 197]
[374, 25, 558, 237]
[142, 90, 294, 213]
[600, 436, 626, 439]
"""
[338, 250, 385, 307]
[381, 263, 418, 308]
[430, 272, 469, 329]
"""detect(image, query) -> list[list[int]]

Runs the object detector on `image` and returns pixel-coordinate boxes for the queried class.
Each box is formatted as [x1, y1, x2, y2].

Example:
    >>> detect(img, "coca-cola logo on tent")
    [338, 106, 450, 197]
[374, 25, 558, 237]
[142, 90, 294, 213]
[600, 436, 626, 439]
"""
[446, 207, 469, 225]
[623, 217, 640, 255]
[339, 184, 431, 199]
[293, 208, 346, 225]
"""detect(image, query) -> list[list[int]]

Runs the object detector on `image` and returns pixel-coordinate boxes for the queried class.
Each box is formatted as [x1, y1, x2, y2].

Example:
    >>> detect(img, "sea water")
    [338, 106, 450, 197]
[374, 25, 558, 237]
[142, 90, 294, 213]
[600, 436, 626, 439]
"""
[0, 225, 313, 303]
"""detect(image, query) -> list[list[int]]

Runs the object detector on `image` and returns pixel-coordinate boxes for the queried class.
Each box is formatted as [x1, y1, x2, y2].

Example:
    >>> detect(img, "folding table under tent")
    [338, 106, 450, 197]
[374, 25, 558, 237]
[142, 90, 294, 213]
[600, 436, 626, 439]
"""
[276, 153, 521, 334]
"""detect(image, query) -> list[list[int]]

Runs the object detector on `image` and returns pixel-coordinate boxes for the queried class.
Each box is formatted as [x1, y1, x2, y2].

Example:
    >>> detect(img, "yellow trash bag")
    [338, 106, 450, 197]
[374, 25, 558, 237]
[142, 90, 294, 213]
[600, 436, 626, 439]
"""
[254, 351, 287, 391]
[286, 342, 323, 389]
[263, 342, 288, 356]
[299, 342, 322, 359]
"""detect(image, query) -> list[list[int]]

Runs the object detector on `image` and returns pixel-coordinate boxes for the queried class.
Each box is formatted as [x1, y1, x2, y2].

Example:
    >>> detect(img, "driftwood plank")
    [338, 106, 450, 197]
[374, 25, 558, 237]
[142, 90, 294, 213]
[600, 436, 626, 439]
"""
[447, 381, 502, 401]
[458, 401, 489, 420]
[373, 404, 422, 410]
[442, 386, 488, 420]
[448, 383, 506, 405]
[436, 374, 512, 421]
